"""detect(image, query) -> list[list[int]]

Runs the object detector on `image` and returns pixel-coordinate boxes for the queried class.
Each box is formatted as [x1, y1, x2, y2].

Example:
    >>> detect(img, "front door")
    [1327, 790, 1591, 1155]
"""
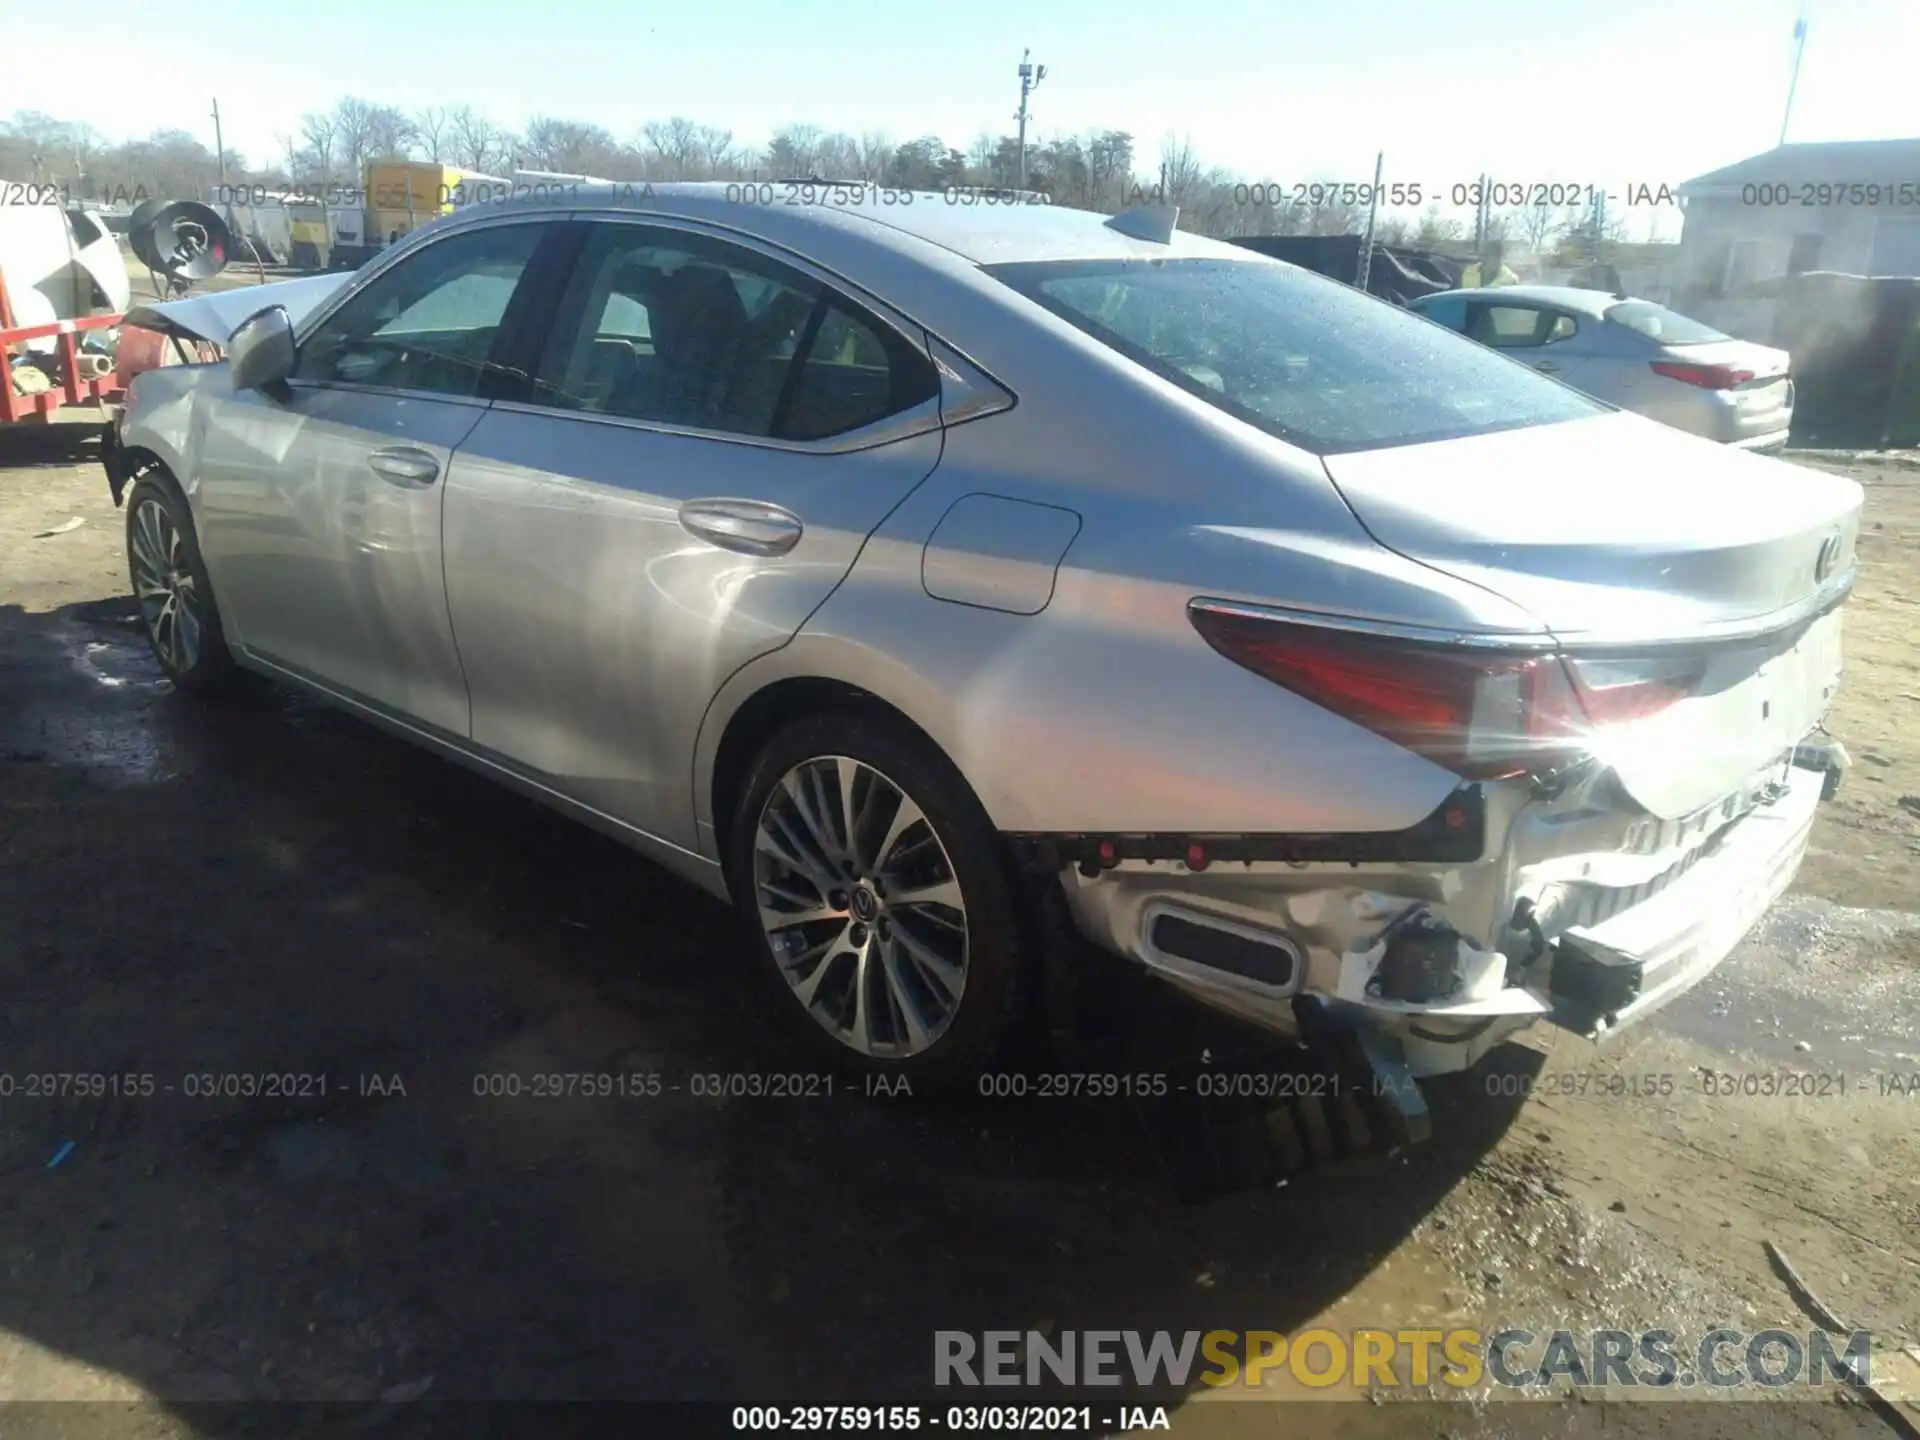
[440, 218, 946, 848]
[193, 220, 553, 735]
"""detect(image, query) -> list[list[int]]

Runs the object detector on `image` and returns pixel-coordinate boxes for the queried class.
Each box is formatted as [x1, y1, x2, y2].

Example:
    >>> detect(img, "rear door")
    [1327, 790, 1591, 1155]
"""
[440, 217, 946, 850]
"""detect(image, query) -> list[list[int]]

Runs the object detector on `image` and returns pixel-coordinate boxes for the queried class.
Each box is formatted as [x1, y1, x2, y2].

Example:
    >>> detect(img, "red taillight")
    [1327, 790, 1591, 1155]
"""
[1650, 360, 1754, 390]
[1188, 605, 1703, 781]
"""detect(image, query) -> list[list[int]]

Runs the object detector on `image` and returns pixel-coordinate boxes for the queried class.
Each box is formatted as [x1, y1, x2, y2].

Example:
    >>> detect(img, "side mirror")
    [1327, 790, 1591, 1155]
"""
[228, 305, 295, 396]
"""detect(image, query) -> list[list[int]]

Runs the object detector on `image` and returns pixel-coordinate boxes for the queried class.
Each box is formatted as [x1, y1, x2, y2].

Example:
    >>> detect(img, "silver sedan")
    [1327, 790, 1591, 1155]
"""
[105, 185, 1858, 1099]
[1406, 284, 1794, 450]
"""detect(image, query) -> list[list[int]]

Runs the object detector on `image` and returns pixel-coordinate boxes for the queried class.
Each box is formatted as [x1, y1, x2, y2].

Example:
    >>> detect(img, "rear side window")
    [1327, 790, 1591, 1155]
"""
[1469, 304, 1553, 348]
[1604, 300, 1729, 345]
[780, 302, 939, 441]
[1465, 305, 1579, 349]
[532, 223, 936, 441]
[987, 258, 1601, 455]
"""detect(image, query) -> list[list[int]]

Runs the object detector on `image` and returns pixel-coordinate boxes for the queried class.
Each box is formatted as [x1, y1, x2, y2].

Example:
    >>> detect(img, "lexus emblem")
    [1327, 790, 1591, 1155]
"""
[1814, 532, 1841, 584]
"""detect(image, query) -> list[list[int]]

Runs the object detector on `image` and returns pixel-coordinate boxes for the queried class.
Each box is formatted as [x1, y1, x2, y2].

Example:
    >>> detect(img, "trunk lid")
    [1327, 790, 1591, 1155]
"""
[1658, 338, 1794, 420]
[1658, 337, 1790, 382]
[1320, 412, 1861, 817]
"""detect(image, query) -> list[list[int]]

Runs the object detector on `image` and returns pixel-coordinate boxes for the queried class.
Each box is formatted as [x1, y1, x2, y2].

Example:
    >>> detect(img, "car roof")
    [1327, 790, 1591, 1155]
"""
[1416, 284, 1629, 315]
[438, 181, 1253, 266]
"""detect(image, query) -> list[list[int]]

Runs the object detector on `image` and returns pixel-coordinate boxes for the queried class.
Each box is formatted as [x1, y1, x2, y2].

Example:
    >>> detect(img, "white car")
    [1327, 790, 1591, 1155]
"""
[1409, 286, 1794, 450]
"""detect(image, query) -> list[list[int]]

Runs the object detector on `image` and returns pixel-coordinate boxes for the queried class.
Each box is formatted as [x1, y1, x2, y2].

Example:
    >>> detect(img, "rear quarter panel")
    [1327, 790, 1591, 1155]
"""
[690, 335, 1535, 852]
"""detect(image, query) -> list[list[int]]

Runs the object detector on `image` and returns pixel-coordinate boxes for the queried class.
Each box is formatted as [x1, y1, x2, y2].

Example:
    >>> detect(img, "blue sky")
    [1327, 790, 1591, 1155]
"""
[11, 0, 1918, 234]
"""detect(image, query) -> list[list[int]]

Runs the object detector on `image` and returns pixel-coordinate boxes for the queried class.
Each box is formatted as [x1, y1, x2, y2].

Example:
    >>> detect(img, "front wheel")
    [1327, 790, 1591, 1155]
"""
[728, 712, 1035, 1084]
[125, 472, 235, 695]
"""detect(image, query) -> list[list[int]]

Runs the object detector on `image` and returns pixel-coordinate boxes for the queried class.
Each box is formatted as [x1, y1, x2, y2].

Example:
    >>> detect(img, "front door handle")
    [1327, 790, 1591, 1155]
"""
[1533, 360, 1562, 373]
[367, 446, 441, 486]
[679, 498, 803, 556]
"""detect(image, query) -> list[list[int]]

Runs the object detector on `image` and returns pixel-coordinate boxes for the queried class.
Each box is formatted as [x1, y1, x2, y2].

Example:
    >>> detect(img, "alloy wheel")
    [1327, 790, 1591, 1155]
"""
[753, 755, 969, 1058]
[129, 498, 204, 674]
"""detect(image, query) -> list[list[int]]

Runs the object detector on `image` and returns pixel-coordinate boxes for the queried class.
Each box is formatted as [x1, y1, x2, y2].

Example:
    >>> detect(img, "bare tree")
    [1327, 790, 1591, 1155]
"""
[1087, 130, 1134, 209]
[815, 132, 860, 179]
[764, 123, 824, 177]
[856, 131, 892, 182]
[415, 107, 449, 162]
[1157, 133, 1205, 203]
[331, 98, 378, 178]
[1373, 215, 1413, 246]
[1412, 202, 1465, 247]
[1508, 199, 1574, 257]
[698, 125, 739, 178]
[643, 117, 704, 179]
[364, 105, 418, 162]
[447, 106, 504, 173]
[298, 110, 340, 182]
[521, 116, 620, 175]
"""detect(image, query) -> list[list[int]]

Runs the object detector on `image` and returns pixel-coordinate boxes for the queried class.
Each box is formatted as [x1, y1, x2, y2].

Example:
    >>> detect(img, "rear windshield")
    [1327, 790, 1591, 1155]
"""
[985, 257, 1603, 455]
[1604, 300, 1729, 346]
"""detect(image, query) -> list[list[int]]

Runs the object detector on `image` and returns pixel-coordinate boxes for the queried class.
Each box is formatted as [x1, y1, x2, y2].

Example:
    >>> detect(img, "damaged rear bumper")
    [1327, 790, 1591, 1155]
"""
[1547, 763, 1824, 1037]
[1048, 752, 1835, 1081]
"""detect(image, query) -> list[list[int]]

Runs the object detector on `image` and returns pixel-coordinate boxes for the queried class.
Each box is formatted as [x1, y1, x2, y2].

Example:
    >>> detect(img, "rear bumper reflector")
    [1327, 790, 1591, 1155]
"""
[1007, 784, 1486, 873]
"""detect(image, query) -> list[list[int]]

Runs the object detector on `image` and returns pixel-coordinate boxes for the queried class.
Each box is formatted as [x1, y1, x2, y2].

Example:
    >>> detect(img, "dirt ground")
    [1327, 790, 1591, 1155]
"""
[1, 424, 1917, 1438]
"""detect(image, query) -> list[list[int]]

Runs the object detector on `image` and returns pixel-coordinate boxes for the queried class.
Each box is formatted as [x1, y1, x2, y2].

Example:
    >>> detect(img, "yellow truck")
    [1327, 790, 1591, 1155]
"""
[365, 160, 481, 243]
[324, 160, 508, 269]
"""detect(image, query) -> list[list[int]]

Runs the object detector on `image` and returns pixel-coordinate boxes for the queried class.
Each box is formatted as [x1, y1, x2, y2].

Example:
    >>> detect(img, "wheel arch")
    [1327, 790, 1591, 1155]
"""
[115, 444, 178, 491]
[703, 670, 957, 878]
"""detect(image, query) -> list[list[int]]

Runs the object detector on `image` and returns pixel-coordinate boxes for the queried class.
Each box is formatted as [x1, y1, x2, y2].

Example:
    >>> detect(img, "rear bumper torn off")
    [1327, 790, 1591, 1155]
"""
[1057, 761, 1829, 1077]
[1544, 764, 1824, 1037]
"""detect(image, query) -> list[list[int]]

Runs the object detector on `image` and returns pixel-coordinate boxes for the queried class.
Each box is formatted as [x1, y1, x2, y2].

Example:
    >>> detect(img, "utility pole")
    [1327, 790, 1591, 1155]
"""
[211, 98, 228, 193]
[1014, 49, 1046, 194]
[1780, 11, 1808, 146]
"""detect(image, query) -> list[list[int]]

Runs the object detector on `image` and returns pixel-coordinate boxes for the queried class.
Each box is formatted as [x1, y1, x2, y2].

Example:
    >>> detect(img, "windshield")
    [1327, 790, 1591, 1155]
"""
[987, 257, 1603, 455]
[1605, 299, 1730, 345]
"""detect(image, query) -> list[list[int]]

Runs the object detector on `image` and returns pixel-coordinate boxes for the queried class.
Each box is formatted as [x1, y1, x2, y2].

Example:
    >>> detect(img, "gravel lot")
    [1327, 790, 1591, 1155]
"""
[1, 424, 1916, 1437]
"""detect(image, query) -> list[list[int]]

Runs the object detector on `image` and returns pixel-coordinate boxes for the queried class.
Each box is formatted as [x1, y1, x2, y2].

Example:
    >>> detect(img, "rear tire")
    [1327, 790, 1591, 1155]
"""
[726, 711, 1035, 1086]
[125, 470, 236, 696]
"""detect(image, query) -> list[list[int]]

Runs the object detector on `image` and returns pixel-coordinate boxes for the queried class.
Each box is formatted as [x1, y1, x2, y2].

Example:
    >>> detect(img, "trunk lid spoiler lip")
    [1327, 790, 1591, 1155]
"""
[1188, 563, 1854, 655]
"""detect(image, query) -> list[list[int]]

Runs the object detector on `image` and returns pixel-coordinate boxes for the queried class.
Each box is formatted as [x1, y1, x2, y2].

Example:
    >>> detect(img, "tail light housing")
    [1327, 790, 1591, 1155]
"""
[1189, 603, 1704, 782]
[1650, 360, 1754, 390]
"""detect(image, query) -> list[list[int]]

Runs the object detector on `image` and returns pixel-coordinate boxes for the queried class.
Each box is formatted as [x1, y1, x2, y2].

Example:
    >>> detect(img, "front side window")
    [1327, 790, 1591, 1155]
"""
[988, 257, 1601, 455]
[294, 223, 545, 396]
[1410, 295, 1468, 331]
[531, 224, 937, 441]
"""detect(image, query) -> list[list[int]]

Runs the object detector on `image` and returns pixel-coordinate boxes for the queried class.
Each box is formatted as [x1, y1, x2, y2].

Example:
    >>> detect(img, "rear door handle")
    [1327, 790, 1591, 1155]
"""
[679, 498, 803, 556]
[367, 446, 441, 486]
[1533, 360, 1562, 373]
